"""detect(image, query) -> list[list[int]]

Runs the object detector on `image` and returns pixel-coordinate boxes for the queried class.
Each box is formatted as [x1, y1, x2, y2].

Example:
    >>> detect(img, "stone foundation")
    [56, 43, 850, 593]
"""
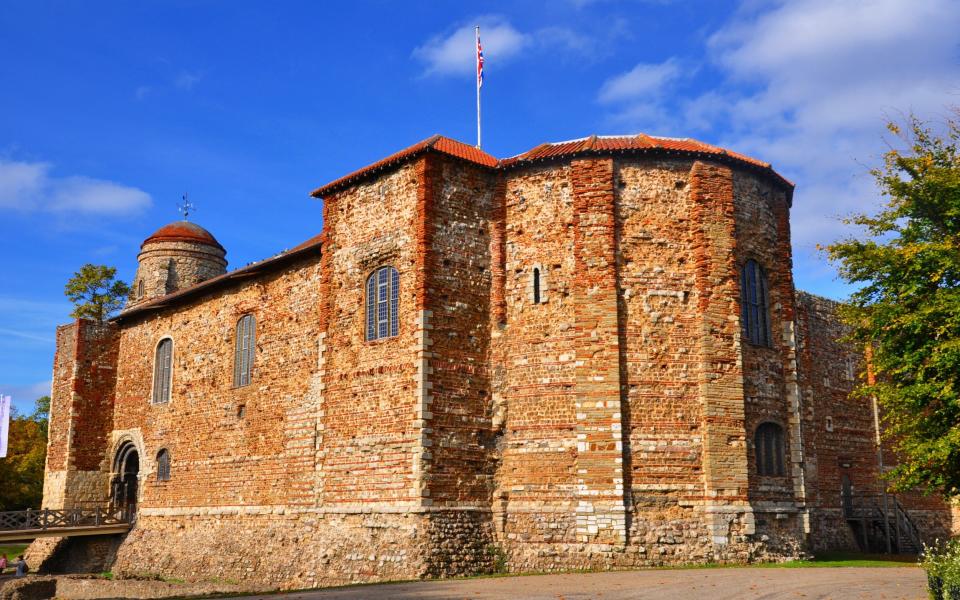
[105, 509, 494, 590]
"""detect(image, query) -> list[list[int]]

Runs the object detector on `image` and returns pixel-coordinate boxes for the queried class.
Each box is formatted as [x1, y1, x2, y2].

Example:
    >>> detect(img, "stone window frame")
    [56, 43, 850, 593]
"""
[754, 421, 787, 477]
[136, 279, 144, 299]
[365, 265, 400, 342]
[740, 258, 772, 347]
[151, 337, 174, 405]
[233, 314, 256, 388]
[528, 263, 549, 305]
[155, 448, 171, 482]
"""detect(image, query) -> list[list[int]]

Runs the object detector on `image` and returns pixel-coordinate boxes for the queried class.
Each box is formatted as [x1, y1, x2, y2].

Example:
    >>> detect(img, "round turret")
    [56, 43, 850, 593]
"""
[129, 221, 227, 306]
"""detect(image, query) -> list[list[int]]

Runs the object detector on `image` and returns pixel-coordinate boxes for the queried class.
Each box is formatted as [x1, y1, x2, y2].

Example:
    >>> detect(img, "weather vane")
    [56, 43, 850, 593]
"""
[178, 193, 195, 221]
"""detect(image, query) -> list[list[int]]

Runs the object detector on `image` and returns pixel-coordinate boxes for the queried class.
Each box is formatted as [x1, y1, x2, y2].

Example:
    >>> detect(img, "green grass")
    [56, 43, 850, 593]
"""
[769, 551, 918, 568]
[0, 544, 28, 560]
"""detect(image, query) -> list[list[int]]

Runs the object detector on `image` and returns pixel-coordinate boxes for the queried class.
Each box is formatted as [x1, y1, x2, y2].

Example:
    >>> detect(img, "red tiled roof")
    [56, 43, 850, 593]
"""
[310, 134, 793, 199]
[143, 221, 224, 250]
[500, 134, 774, 171]
[311, 135, 498, 198]
[116, 234, 322, 322]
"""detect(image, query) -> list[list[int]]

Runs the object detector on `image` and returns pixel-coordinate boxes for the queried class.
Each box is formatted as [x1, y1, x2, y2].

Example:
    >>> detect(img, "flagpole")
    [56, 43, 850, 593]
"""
[476, 25, 481, 149]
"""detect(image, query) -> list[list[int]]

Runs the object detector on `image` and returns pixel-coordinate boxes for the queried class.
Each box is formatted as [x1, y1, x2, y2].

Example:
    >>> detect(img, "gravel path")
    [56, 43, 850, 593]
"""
[247, 567, 925, 600]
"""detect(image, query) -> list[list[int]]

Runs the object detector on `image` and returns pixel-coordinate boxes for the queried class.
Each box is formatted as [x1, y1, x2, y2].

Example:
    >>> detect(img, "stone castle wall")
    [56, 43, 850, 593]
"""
[131, 239, 227, 305]
[35, 148, 958, 588]
[796, 292, 955, 550]
[43, 319, 119, 509]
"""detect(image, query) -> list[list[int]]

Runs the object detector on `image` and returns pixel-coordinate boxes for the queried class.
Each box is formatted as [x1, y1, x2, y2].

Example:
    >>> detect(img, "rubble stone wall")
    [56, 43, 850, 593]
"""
[109, 254, 322, 510]
[131, 239, 227, 304]
[39, 147, 960, 589]
[796, 292, 955, 549]
[318, 161, 423, 508]
[42, 320, 119, 509]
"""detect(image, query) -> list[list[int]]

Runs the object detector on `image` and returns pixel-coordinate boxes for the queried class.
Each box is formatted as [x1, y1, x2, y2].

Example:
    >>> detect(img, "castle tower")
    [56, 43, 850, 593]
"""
[128, 221, 227, 306]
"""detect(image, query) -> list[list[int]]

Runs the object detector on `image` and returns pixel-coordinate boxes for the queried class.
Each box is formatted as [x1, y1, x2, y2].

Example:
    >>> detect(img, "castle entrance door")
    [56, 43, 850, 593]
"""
[111, 442, 140, 520]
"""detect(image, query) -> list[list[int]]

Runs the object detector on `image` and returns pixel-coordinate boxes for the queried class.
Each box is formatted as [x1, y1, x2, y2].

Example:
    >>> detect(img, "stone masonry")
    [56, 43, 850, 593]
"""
[32, 134, 957, 589]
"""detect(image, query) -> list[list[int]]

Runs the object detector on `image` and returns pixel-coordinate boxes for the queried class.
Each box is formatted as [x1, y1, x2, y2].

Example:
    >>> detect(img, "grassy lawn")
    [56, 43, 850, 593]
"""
[757, 551, 918, 568]
[0, 544, 27, 560]
[0, 544, 28, 575]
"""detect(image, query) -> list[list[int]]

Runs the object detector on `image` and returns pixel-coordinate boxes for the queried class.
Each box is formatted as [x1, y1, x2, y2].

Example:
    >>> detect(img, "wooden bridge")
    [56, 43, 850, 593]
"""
[0, 507, 132, 543]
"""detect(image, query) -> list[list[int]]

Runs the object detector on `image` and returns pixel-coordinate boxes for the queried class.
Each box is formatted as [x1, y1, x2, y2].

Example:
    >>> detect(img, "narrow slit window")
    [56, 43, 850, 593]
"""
[136, 279, 144, 299]
[366, 266, 399, 341]
[234, 314, 256, 387]
[152, 338, 173, 404]
[533, 268, 541, 304]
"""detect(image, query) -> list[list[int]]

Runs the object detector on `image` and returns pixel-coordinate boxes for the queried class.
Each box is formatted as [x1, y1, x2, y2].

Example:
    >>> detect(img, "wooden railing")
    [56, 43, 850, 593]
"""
[0, 506, 130, 532]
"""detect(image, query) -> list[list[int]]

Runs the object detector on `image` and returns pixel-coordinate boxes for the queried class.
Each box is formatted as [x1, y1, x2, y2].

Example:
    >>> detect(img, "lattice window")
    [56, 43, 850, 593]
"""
[156, 449, 171, 482]
[366, 266, 399, 341]
[740, 259, 771, 346]
[152, 338, 173, 404]
[234, 314, 256, 387]
[755, 422, 785, 476]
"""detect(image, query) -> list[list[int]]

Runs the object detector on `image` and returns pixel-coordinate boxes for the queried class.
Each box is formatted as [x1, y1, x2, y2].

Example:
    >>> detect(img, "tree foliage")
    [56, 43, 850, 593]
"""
[826, 114, 960, 497]
[64, 264, 130, 322]
[0, 397, 49, 511]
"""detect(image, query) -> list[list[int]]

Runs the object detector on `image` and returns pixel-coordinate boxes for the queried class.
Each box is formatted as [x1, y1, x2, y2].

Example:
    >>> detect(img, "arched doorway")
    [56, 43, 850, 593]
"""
[111, 441, 140, 519]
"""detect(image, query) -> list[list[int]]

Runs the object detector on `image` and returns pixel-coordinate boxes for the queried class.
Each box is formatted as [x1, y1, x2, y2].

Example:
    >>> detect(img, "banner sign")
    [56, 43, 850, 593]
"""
[0, 395, 10, 458]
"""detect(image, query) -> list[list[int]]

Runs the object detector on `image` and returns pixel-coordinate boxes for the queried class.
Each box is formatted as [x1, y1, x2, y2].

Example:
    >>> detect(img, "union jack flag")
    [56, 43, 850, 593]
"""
[476, 31, 484, 89]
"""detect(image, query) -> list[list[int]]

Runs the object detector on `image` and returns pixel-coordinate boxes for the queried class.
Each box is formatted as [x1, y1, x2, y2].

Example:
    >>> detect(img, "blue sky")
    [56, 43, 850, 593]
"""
[1, 0, 959, 413]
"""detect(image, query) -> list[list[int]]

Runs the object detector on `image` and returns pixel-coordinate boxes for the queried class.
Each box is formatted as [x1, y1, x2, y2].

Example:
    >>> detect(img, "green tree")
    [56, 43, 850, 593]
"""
[31, 395, 50, 436]
[64, 264, 130, 322]
[0, 397, 49, 510]
[825, 114, 960, 497]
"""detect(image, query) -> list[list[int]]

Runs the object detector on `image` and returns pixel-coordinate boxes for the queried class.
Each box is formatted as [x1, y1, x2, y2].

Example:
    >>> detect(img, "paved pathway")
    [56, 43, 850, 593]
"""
[249, 567, 925, 600]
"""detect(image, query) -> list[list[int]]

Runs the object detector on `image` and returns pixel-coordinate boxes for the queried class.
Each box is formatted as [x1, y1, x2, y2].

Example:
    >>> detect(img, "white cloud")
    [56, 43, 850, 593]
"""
[0, 380, 52, 413]
[175, 71, 202, 90]
[413, 17, 603, 77]
[414, 18, 528, 77]
[598, 0, 960, 265]
[0, 159, 151, 216]
[598, 59, 682, 104]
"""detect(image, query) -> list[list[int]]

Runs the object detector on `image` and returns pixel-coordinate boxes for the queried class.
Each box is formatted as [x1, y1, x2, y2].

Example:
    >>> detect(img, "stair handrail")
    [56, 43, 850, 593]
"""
[893, 497, 922, 551]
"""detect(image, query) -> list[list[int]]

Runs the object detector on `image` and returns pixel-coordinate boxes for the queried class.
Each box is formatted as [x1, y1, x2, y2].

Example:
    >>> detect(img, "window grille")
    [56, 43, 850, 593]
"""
[234, 314, 256, 387]
[755, 422, 785, 476]
[156, 449, 171, 481]
[366, 266, 399, 341]
[153, 339, 173, 404]
[740, 259, 771, 346]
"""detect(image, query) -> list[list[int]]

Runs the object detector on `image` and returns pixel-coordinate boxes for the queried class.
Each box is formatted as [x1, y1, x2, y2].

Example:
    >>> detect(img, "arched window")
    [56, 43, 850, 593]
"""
[136, 279, 144, 299]
[366, 266, 399, 341]
[533, 268, 541, 304]
[234, 314, 255, 387]
[156, 449, 171, 482]
[153, 338, 173, 404]
[740, 259, 771, 346]
[755, 422, 785, 476]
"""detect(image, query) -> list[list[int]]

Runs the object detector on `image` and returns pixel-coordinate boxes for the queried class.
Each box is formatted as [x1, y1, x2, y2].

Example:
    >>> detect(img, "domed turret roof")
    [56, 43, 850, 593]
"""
[142, 221, 224, 250]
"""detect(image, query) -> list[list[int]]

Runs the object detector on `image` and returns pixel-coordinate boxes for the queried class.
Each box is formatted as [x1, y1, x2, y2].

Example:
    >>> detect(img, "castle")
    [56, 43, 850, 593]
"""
[33, 134, 956, 587]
